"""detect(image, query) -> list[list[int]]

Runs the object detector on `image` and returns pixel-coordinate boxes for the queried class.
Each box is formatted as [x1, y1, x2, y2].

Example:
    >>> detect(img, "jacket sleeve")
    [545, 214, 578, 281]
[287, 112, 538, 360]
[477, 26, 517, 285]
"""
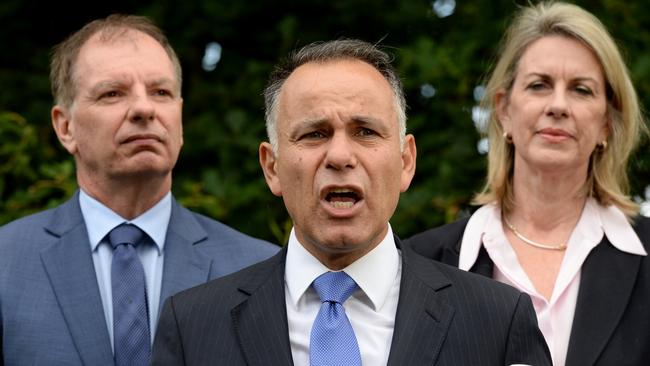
[505, 292, 552, 366]
[151, 296, 186, 366]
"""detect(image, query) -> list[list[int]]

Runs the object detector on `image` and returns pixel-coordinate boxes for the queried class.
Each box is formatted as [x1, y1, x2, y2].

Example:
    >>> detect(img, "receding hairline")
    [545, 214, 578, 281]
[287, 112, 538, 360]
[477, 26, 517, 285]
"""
[72, 28, 180, 98]
[274, 58, 401, 121]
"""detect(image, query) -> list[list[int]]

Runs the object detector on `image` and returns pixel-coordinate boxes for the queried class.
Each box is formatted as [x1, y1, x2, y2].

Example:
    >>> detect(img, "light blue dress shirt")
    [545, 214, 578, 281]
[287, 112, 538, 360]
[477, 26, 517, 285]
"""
[79, 189, 171, 352]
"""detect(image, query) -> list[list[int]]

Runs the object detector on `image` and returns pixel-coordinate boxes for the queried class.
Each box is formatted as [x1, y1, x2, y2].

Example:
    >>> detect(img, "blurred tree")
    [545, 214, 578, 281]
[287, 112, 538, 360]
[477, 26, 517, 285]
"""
[1, 0, 648, 244]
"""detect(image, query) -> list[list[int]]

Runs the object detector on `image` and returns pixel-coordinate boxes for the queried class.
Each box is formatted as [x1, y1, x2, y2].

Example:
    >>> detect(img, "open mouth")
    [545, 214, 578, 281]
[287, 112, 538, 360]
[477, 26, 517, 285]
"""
[324, 188, 362, 209]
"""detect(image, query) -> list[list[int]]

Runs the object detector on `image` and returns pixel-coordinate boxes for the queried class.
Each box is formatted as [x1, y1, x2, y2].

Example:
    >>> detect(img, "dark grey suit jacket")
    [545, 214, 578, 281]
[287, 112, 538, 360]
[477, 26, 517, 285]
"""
[407, 215, 650, 366]
[151, 237, 551, 365]
[0, 191, 279, 366]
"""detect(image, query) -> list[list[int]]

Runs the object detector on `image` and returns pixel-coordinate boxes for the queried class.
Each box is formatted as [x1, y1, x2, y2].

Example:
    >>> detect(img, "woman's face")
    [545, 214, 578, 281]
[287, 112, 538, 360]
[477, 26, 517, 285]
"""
[497, 35, 609, 176]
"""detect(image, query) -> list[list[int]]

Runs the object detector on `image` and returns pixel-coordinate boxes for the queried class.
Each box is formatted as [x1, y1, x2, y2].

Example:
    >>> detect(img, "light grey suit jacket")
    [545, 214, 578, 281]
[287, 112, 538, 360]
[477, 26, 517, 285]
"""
[0, 191, 279, 366]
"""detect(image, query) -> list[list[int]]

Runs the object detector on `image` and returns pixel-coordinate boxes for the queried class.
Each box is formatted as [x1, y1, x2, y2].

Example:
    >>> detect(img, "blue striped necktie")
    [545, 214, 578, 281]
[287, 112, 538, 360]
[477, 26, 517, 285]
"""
[310, 271, 362, 366]
[109, 223, 150, 366]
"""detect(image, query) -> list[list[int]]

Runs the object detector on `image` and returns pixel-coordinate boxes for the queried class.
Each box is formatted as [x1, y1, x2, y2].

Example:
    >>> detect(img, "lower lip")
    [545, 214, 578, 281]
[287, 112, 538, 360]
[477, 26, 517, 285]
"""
[320, 199, 363, 218]
[124, 138, 160, 146]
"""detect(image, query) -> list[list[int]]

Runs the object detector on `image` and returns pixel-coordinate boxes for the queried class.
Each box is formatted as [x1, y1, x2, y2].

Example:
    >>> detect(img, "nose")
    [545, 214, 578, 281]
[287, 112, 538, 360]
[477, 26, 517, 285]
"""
[545, 88, 569, 119]
[324, 132, 357, 170]
[127, 89, 155, 123]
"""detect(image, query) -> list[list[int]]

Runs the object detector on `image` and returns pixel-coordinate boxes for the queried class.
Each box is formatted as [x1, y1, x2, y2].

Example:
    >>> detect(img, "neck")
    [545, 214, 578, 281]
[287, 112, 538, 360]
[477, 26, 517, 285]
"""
[297, 231, 385, 271]
[509, 161, 587, 230]
[78, 173, 171, 220]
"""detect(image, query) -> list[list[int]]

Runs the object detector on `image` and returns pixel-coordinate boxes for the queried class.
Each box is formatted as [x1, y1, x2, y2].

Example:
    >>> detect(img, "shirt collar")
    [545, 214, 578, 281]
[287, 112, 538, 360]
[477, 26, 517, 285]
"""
[79, 189, 172, 254]
[459, 198, 647, 271]
[594, 199, 647, 255]
[284, 224, 400, 311]
[458, 204, 494, 271]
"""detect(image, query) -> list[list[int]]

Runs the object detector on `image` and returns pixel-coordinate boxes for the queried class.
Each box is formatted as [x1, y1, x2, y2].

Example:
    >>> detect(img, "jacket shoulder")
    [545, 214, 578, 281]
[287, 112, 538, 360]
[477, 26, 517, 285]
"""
[168, 250, 283, 313]
[405, 217, 470, 261]
[633, 215, 650, 251]
[180, 206, 280, 255]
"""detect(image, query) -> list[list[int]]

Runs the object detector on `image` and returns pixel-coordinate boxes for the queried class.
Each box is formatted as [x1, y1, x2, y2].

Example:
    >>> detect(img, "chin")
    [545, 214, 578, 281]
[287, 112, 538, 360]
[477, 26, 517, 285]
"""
[112, 163, 172, 180]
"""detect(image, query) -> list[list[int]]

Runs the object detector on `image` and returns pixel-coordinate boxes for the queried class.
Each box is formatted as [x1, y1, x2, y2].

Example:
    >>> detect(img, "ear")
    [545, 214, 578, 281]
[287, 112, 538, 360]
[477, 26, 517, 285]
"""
[259, 142, 282, 197]
[495, 89, 511, 133]
[179, 98, 184, 147]
[51, 105, 77, 154]
[400, 134, 417, 192]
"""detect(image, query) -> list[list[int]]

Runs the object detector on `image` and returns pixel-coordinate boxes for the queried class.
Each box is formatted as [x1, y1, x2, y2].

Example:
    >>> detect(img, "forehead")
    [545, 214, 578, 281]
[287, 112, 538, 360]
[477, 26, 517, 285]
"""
[277, 59, 396, 121]
[74, 30, 176, 84]
[278, 59, 397, 127]
[518, 35, 604, 78]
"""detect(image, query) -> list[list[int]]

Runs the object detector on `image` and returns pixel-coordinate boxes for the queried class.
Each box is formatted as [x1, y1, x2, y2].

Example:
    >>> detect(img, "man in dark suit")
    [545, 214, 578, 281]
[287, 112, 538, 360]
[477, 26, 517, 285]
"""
[0, 15, 278, 366]
[151, 39, 551, 366]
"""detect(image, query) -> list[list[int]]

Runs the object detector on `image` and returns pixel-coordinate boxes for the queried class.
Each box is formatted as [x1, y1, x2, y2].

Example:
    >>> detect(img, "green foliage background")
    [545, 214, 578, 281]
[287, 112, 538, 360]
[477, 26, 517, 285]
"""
[1, 0, 648, 245]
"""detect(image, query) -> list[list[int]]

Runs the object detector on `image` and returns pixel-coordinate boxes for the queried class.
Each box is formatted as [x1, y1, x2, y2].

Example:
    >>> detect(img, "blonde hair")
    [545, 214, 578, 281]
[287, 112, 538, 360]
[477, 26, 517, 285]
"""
[475, 1, 646, 218]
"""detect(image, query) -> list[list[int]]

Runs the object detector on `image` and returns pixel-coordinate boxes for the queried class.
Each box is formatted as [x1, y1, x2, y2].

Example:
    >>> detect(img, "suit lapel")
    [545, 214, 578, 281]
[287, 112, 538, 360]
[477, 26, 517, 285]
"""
[231, 249, 294, 366]
[39, 193, 114, 365]
[159, 199, 212, 308]
[565, 238, 642, 365]
[387, 240, 455, 366]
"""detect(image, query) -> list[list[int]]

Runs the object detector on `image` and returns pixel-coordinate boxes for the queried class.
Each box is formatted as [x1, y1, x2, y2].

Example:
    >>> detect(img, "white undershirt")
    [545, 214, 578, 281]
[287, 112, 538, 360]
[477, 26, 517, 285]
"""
[284, 225, 402, 366]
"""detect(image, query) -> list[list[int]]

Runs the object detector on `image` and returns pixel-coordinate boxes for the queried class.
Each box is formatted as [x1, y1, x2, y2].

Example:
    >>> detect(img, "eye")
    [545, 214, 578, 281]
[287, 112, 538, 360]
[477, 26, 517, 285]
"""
[526, 81, 547, 91]
[356, 127, 377, 137]
[99, 90, 121, 99]
[154, 89, 173, 97]
[574, 85, 593, 96]
[300, 131, 326, 140]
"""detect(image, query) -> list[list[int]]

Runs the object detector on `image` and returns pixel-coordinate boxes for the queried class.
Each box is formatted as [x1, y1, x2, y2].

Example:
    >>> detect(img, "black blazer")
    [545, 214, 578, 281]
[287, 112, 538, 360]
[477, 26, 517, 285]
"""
[151, 237, 551, 365]
[407, 215, 650, 366]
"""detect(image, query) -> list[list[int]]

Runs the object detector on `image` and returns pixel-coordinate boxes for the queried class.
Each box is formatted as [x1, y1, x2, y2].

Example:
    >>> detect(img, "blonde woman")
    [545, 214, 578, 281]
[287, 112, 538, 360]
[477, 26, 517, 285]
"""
[408, 2, 649, 366]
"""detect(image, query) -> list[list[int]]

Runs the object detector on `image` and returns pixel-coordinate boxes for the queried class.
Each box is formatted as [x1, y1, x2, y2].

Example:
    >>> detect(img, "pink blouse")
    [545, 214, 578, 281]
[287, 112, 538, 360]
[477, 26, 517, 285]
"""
[458, 198, 647, 366]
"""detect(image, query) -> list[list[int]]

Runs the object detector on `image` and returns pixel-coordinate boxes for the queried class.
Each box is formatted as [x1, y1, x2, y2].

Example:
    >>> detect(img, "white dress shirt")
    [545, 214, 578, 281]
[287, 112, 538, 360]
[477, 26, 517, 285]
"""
[284, 224, 402, 366]
[459, 198, 647, 366]
[79, 189, 171, 351]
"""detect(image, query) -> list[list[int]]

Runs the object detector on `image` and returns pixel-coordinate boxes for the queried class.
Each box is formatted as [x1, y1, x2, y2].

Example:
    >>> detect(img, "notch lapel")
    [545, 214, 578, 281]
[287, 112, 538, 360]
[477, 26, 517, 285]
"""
[565, 238, 642, 365]
[159, 199, 212, 307]
[387, 242, 455, 366]
[231, 250, 294, 366]
[40, 194, 114, 365]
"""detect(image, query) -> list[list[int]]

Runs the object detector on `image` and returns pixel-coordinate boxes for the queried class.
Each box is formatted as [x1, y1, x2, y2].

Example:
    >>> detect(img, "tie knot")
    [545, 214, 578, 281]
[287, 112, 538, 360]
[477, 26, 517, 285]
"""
[108, 224, 144, 249]
[313, 271, 358, 304]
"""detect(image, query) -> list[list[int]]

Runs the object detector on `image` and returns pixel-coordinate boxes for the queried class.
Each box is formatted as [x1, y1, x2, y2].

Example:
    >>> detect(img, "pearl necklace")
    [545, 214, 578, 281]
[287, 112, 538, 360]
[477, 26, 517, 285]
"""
[503, 217, 567, 251]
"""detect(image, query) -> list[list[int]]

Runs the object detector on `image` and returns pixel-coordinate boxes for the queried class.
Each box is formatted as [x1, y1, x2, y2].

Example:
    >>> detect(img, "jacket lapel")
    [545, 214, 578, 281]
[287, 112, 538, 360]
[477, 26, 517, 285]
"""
[439, 218, 494, 277]
[231, 249, 294, 366]
[387, 240, 455, 366]
[565, 237, 642, 365]
[39, 193, 114, 365]
[159, 198, 212, 308]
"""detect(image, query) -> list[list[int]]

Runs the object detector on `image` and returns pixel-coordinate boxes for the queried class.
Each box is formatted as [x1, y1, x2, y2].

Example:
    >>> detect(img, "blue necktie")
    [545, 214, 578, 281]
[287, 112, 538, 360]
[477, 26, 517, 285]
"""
[310, 271, 362, 366]
[109, 223, 150, 366]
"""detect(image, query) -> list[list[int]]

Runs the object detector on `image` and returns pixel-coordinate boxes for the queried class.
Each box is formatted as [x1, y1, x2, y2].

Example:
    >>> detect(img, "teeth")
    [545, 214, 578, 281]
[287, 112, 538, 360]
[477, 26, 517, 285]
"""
[330, 188, 352, 193]
[331, 201, 354, 209]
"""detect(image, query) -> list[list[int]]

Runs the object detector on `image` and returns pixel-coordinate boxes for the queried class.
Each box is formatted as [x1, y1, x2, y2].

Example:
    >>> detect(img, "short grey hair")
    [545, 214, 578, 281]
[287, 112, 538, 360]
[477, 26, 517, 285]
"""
[263, 39, 407, 153]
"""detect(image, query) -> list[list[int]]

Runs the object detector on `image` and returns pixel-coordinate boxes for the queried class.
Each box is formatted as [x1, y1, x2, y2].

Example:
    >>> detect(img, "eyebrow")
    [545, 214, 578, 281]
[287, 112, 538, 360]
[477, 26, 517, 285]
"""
[88, 77, 178, 95]
[295, 115, 383, 129]
[88, 80, 124, 95]
[523, 72, 601, 84]
[147, 77, 176, 88]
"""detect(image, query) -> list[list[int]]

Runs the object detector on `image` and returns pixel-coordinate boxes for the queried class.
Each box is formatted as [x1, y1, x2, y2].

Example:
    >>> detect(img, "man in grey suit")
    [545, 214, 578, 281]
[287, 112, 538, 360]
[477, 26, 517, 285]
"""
[0, 15, 278, 366]
[152, 39, 551, 365]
